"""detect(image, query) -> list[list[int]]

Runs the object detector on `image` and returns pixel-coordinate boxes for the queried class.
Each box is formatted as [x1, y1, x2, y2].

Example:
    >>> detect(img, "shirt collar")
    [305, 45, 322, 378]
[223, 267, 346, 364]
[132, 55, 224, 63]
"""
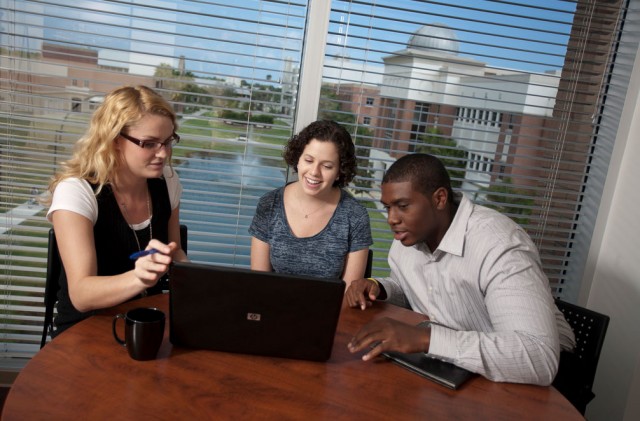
[432, 192, 472, 257]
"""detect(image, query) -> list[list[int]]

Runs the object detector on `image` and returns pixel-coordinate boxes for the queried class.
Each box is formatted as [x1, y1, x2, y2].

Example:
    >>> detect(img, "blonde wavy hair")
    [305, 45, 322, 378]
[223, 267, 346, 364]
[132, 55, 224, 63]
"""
[45, 85, 178, 204]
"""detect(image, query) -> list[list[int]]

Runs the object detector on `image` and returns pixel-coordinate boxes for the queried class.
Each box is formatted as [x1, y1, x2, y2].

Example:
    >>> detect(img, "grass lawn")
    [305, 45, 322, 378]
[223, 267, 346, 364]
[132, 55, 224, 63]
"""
[368, 209, 393, 276]
[176, 117, 292, 160]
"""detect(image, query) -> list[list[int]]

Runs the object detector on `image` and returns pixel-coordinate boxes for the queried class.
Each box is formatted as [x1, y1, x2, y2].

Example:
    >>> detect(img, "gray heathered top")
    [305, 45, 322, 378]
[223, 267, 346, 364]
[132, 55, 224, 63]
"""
[249, 186, 372, 279]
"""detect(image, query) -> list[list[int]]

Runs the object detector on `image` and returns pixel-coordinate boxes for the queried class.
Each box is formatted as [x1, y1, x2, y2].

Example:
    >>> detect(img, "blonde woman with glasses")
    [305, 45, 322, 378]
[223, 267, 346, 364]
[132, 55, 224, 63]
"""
[45, 85, 188, 337]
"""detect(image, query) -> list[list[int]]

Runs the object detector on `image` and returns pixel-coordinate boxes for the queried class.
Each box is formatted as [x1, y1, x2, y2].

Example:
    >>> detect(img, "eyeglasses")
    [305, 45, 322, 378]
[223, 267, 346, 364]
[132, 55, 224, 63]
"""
[120, 132, 180, 151]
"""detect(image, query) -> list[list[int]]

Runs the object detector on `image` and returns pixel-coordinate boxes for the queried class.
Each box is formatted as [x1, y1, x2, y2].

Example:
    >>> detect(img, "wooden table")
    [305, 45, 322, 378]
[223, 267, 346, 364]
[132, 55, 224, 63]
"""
[3, 294, 583, 420]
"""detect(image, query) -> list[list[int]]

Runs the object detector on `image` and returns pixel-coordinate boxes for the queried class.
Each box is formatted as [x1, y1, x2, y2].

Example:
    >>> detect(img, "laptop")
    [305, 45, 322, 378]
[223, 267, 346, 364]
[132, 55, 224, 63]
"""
[382, 351, 474, 390]
[168, 261, 346, 362]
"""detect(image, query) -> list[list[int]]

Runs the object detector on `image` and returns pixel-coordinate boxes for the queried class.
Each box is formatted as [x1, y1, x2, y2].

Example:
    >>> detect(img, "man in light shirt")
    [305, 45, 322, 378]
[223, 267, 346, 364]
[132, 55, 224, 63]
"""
[346, 153, 575, 386]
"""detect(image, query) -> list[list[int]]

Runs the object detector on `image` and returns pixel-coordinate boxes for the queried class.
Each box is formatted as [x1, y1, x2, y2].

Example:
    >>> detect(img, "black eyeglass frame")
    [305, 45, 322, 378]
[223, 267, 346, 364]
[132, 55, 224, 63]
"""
[119, 132, 180, 150]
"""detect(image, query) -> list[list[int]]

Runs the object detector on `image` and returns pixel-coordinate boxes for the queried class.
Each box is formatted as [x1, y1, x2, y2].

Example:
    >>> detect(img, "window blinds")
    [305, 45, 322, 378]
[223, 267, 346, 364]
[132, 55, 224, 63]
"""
[1, 0, 307, 365]
[0, 0, 636, 368]
[319, 0, 633, 300]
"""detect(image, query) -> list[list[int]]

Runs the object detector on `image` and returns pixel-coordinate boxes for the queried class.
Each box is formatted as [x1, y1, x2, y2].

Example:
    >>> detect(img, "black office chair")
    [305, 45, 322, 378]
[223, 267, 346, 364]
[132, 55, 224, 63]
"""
[40, 224, 188, 348]
[364, 249, 373, 278]
[552, 298, 610, 415]
[41, 228, 62, 349]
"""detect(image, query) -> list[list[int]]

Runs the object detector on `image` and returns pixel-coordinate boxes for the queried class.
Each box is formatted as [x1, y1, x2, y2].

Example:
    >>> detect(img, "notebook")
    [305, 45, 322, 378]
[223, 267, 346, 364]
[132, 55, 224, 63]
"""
[168, 261, 346, 361]
[382, 351, 474, 390]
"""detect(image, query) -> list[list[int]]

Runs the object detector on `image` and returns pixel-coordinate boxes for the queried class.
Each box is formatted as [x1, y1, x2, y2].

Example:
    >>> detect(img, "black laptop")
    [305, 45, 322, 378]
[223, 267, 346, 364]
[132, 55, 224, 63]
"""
[169, 261, 345, 361]
[382, 351, 474, 389]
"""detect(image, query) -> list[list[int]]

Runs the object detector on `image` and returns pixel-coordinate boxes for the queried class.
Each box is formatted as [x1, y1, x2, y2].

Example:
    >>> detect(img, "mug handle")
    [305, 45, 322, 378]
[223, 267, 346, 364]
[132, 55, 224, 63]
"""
[112, 313, 127, 346]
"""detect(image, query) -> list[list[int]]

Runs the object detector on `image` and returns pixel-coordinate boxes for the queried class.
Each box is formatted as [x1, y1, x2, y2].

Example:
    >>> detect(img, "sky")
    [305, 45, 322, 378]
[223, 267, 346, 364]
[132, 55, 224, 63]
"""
[327, 0, 577, 72]
[1, 0, 578, 80]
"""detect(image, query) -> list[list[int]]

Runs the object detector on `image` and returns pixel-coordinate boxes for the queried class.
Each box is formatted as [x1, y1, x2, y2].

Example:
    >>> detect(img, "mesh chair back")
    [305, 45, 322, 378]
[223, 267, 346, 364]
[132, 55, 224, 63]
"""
[553, 299, 610, 415]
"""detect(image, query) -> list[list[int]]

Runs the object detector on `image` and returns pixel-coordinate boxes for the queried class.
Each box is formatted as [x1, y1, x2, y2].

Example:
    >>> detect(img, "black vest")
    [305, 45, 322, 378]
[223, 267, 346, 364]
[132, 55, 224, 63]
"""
[53, 178, 171, 336]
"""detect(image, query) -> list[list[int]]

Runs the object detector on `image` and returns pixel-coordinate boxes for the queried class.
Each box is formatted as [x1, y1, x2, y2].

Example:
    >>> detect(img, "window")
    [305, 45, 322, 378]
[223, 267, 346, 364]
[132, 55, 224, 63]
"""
[320, 0, 635, 302]
[0, 0, 636, 369]
[71, 98, 81, 113]
[1, 0, 307, 366]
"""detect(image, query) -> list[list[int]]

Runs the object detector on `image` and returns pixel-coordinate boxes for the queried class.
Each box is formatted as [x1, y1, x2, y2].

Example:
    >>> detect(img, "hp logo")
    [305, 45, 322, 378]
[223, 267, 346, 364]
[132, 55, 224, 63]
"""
[247, 313, 261, 321]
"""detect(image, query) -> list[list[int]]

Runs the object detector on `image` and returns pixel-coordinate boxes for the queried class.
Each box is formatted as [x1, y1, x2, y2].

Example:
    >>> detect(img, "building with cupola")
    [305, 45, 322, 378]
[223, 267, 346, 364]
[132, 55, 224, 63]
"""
[328, 23, 562, 195]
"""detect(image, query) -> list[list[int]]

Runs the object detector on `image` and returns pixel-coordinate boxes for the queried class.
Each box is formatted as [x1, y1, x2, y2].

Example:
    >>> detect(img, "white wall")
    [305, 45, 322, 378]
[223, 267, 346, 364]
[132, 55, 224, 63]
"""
[582, 39, 640, 421]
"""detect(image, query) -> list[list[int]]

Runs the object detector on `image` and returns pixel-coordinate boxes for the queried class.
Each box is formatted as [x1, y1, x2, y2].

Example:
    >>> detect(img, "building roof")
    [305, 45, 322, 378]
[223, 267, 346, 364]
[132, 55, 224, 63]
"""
[408, 23, 460, 55]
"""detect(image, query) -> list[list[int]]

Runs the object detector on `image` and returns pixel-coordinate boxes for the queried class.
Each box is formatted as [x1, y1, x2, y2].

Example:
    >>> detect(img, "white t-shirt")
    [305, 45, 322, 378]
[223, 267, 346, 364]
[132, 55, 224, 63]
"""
[47, 166, 182, 229]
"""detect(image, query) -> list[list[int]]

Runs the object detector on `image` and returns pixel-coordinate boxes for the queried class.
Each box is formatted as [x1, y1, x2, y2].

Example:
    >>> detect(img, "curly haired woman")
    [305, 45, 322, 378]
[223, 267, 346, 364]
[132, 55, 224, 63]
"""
[249, 120, 372, 286]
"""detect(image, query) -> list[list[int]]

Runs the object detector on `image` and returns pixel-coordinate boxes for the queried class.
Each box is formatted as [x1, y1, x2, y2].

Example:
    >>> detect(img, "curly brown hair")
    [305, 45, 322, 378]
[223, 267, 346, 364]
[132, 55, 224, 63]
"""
[283, 120, 356, 188]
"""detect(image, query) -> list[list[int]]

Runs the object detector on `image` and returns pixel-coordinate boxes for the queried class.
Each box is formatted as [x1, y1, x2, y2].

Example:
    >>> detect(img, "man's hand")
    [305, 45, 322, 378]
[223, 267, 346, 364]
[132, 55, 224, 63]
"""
[345, 278, 380, 310]
[347, 318, 431, 361]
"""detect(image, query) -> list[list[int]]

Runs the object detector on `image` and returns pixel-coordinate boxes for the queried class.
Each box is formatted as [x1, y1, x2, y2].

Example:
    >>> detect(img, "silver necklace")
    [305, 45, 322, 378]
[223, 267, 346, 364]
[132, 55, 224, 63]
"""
[296, 187, 331, 219]
[302, 203, 326, 219]
[119, 188, 152, 251]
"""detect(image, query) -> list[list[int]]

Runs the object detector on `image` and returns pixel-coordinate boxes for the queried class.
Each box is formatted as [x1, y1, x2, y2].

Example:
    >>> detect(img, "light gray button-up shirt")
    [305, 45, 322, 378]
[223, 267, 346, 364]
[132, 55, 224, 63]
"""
[379, 194, 575, 385]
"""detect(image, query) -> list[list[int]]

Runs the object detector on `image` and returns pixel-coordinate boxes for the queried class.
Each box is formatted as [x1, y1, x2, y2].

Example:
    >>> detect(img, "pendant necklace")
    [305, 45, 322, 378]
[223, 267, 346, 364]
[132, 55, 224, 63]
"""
[297, 190, 328, 219]
[302, 204, 326, 219]
[119, 187, 152, 251]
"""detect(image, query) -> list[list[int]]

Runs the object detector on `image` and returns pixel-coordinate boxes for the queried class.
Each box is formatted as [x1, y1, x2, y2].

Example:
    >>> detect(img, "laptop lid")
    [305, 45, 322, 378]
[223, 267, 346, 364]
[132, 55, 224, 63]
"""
[169, 261, 346, 362]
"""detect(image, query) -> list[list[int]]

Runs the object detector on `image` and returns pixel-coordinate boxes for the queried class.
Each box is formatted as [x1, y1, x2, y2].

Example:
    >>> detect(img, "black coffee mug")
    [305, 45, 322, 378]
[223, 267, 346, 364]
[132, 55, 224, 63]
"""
[112, 307, 165, 361]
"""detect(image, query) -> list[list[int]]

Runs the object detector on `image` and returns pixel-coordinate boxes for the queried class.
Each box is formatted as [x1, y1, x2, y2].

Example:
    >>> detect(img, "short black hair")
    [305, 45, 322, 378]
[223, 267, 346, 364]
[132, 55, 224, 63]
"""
[382, 153, 455, 199]
[283, 120, 356, 188]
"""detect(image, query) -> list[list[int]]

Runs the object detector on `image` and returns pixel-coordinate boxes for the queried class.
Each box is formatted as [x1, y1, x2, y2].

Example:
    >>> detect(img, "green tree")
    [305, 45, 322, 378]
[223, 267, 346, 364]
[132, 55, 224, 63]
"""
[219, 87, 241, 112]
[154, 63, 200, 113]
[319, 84, 374, 192]
[177, 83, 212, 113]
[479, 179, 534, 225]
[219, 110, 248, 121]
[414, 128, 466, 189]
[250, 114, 274, 125]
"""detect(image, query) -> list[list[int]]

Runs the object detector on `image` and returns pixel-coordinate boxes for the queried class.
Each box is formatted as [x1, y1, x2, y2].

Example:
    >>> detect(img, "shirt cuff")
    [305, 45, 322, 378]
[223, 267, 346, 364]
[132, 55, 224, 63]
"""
[426, 324, 457, 361]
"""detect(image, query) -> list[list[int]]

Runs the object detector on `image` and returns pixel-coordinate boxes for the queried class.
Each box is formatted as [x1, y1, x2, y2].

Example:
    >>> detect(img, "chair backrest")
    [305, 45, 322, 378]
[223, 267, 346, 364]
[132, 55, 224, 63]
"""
[364, 249, 373, 279]
[552, 298, 610, 415]
[40, 228, 62, 348]
[180, 224, 188, 254]
[40, 224, 188, 348]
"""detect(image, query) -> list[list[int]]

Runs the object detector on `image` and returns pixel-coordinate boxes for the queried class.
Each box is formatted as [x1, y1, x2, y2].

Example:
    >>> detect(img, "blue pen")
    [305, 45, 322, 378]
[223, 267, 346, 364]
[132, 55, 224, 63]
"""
[129, 248, 159, 260]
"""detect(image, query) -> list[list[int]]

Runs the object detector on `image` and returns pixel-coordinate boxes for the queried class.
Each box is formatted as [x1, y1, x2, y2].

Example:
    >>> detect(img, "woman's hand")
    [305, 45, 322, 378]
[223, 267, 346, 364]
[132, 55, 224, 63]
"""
[132, 239, 177, 287]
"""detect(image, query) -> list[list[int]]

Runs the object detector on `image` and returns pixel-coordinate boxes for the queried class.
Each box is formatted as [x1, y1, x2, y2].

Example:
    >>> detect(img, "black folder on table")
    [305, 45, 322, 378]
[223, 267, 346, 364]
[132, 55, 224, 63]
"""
[169, 261, 345, 362]
[382, 351, 474, 389]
